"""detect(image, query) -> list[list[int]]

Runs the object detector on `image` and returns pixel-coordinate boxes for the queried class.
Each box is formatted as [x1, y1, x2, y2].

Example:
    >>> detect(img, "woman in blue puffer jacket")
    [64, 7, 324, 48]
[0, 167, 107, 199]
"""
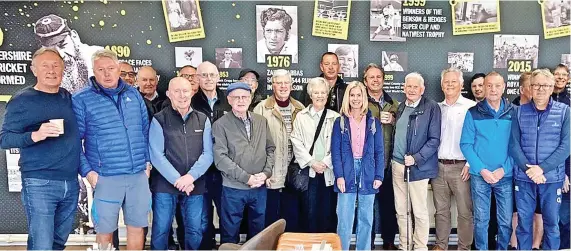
[331, 81, 385, 250]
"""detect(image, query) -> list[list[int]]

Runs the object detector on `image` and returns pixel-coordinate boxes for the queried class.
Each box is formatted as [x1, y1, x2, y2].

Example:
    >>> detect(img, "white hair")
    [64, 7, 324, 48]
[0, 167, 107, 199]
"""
[404, 72, 425, 88]
[91, 49, 118, 66]
[307, 77, 329, 95]
[440, 67, 464, 84]
[271, 69, 292, 83]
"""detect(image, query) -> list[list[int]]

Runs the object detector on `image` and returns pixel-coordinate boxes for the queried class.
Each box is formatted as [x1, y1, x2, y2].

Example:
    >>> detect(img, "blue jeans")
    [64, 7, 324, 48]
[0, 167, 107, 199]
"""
[560, 192, 570, 249]
[515, 180, 563, 250]
[151, 193, 204, 250]
[336, 158, 376, 251]
[21, 178, 79, 250]
[220, 186, 267, 244]
[471, 175, 513, 250]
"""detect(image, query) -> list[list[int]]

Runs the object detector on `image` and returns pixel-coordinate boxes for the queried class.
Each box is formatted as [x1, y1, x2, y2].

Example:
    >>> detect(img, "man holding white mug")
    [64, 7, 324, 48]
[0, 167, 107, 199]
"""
[0, 47, 81, 250]
[363, 63, 400, 250]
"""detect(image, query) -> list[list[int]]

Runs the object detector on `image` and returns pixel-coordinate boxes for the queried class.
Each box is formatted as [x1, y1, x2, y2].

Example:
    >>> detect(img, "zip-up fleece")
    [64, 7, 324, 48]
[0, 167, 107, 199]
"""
[72, 77, 149, 177]
[213, 112, 275, 189]
[460, 98, 515, 176]
[395, 97, 441, 181]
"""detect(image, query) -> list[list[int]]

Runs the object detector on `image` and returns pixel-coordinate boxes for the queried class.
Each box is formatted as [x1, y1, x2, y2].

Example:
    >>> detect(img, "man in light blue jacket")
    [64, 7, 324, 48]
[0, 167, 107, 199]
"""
[72, 49, 150, 250]
[460, 72, 515, 250]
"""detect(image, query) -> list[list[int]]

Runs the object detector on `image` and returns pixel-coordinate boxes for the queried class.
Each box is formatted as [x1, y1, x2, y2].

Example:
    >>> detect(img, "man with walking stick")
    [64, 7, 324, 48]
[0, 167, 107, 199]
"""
[392, 73, 441, 251]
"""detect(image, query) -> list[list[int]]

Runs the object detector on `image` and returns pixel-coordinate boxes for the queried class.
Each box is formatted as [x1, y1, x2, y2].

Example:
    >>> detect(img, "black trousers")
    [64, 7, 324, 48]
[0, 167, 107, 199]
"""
[301, 174, 337, 233]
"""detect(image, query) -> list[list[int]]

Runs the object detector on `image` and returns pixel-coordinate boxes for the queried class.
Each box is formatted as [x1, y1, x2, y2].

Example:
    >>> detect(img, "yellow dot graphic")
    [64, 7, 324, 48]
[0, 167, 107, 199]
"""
[91, 24, 95, 27]
[74, 16, 78, 20]
[141, 30, 144, 33]
[103, 0, 108, 4]
[72, 6, 79, 11]
[157, 45, 162, 48]
[99, 20, 105, 26]
[146, 40, 152, 45]
[20, 13, 24, 16]
[231, 39, 235, 42]
[120, 10, 126, 15]
[232, 2, 236, 6]
[112, 24, 117, 27]
[18, 9, 22, 12]
[34, 3, 38, 6]
[149, 26, 153, 30]
[301, 35, 304, 39]
[26, 24, 31, 27]
[236, 14, 240, 19]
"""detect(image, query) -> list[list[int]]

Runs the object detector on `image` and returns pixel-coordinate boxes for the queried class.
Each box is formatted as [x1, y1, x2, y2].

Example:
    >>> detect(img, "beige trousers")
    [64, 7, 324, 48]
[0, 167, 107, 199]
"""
[392, 160, 430, 251]
[431, 162, 474, 250]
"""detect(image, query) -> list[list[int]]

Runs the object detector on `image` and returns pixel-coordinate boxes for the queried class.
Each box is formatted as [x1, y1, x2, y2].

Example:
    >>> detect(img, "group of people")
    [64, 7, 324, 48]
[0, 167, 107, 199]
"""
[0, 46, 570, 251]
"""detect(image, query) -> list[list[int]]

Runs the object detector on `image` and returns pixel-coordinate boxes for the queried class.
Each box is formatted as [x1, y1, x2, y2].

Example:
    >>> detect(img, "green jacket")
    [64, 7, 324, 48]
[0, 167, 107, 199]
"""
[368, 91, 399, 169]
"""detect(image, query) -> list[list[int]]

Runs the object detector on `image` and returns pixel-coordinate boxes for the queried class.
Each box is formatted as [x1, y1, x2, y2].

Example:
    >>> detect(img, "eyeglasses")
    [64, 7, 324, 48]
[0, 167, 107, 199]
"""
[229, 95, 251, 101]
[181, 74, 196, 80]
[120, 71, 136, 78]
[531, 84, 554, 90]
[199, 73, 219, 79]
[264, 28, 286, 36]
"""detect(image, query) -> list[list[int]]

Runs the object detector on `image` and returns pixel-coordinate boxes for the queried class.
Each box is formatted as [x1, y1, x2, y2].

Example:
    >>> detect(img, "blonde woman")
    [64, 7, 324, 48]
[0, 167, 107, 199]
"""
[331, 81, 385, 250]
[290, 77, 340, 233]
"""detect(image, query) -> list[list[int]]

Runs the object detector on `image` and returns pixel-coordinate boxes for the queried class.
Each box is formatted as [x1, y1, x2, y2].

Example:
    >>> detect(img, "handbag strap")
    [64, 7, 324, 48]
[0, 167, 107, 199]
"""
[309, 109, 328, 155]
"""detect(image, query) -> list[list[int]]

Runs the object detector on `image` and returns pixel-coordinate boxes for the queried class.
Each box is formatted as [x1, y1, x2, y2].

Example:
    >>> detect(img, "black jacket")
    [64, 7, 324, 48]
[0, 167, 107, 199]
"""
[298, 75, 346, 113]
[191, 87, 232, 123]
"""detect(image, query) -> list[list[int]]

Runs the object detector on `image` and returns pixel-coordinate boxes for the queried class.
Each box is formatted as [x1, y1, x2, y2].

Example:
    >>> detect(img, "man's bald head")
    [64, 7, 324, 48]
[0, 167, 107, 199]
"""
[167, 77, 194, 112]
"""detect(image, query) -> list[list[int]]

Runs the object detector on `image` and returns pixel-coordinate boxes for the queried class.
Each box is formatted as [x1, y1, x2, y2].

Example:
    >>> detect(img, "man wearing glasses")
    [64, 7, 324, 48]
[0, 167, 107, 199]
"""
[191, 61, 232, 250]
[180, 65, 199, 93]
[119, 62, 137, 87]
[238, 68, 264, 110]
[509, 69, 570, 250]
[213, 82, 275, 244]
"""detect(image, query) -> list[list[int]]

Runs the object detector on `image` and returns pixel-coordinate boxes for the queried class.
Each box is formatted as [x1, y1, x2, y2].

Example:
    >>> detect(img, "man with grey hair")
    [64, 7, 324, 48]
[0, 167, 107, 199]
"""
[509, 69, 570, 250]
[432, 67, 476, 250]
[0, 47, 80, 250]
[72, 49, 151, 250]
[392, 72, 441, 251]
[253, 69, 305, 230]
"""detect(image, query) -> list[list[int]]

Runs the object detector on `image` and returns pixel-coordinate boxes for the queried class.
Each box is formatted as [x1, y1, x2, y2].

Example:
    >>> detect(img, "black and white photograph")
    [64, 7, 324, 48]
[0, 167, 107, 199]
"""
[448, 52, 474, 72]
[256, 5, 298, 63]
[175, 47, 203, 68]
[328, 44, 359, 78]
[370, 0, 405, 42]
[493, 34, 539, 69]
[543, 0, 571, 28]
[454, 0, 499, 25]
[34, 14, 103, 94]
[382, 51, 408, 72]
[562, 54, 571, 68]
[316, 0, 350, 22]
[215, 48, 243, 69]
[163, 0, 201, 32]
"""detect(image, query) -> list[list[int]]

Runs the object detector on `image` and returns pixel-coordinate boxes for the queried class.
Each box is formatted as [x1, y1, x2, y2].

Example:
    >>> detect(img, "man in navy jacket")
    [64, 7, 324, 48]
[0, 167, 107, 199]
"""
[392, 72, 441, 251]
[509, 69, 570, 250]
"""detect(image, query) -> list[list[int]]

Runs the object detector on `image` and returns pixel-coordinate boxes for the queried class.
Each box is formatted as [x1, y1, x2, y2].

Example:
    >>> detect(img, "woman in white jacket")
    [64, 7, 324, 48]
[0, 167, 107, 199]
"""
[290, 77, 340, 233]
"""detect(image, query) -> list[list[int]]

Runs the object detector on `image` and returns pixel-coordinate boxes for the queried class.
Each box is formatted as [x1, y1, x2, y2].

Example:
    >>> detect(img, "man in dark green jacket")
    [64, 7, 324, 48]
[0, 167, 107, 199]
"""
[363, 63, 399, 250]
